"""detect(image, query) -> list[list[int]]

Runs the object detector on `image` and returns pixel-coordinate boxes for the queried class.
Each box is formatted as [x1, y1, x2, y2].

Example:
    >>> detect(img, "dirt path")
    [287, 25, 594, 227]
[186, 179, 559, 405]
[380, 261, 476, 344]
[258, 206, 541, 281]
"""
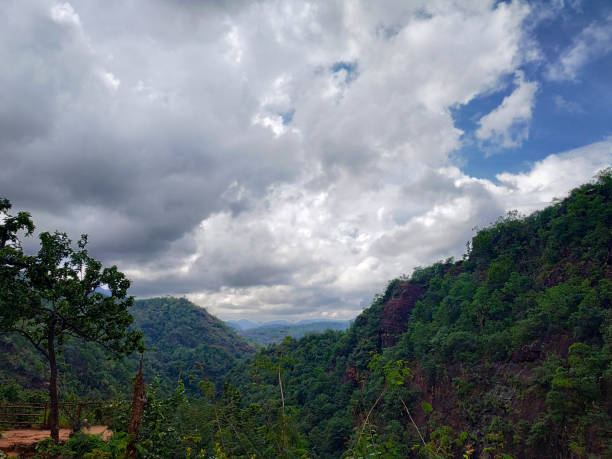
[0, 426, 112, 456]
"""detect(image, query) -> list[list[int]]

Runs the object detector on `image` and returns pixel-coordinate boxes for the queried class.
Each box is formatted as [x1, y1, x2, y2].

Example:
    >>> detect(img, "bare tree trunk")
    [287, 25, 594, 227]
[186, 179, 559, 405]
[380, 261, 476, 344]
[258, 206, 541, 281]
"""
[278, 361, 288, 453]
[126, 355, 147, 458]
[48, 321, 59, 443]
[400, 397, 426, 447]
[278, 363, 285, 412]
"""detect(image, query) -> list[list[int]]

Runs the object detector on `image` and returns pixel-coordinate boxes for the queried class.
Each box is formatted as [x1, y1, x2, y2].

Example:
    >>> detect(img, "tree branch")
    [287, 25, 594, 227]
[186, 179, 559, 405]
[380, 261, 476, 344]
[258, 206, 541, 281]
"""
[362, 387, 385, 434]
[9, 328, 48, 359]
[400, 397, 426, 447]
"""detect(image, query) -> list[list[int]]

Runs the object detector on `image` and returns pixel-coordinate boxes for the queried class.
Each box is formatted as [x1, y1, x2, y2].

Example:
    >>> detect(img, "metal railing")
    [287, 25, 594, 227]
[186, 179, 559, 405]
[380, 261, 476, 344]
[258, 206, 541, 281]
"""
[0, 401, 112, 429]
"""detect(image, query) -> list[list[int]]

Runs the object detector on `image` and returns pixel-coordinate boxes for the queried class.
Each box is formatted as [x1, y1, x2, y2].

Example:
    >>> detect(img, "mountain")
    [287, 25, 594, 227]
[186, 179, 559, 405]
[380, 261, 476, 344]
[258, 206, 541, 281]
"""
[263, 319, 292, 325]
[131, 297, 254, 391]
[227, 319, 293, 331]
[237, 320, 351, 345]
[0, 297, 254, 397]
[226, 319, 261, 331]
[228, 171, 612, 458]
[296, 319, 352, 326]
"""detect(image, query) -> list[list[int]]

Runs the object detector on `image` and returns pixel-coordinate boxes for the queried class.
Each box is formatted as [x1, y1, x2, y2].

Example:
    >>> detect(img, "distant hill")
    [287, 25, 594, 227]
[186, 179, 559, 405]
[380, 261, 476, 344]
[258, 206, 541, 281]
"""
[131, 297, 254, 391]
[227, 319, 261, 330]
[227, 319, 293, 330]
[237, 320, 351, 345]
[0, 297, 253, 397]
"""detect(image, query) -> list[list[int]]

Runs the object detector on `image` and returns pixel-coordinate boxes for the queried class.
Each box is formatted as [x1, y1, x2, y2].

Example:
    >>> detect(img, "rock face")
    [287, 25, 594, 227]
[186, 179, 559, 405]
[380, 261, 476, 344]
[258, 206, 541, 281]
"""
[379, 282, 424, 347]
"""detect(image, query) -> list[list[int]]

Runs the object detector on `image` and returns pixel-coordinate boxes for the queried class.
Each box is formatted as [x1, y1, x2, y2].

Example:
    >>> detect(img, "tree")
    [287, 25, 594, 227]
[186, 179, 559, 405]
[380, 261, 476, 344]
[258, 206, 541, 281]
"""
[0, 198, 35, 329]
[0, 198, 34, 249]
[0, 199, 143, 442]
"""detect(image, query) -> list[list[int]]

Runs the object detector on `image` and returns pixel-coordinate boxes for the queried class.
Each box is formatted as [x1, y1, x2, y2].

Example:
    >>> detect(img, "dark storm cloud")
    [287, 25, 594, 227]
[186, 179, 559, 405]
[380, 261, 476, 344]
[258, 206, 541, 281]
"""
[222, 264, 294, 288]
[0, 0, 304, 264]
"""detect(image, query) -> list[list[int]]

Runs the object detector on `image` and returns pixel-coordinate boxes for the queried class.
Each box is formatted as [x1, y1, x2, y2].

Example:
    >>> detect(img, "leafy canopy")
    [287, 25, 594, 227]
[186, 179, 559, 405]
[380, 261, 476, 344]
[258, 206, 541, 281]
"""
[7, 230, 144, 359]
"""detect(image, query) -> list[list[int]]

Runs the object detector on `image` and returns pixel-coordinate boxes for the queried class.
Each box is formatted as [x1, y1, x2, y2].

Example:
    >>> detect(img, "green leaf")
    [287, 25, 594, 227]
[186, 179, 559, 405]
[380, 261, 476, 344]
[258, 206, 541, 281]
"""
[420, 401, 433, 413]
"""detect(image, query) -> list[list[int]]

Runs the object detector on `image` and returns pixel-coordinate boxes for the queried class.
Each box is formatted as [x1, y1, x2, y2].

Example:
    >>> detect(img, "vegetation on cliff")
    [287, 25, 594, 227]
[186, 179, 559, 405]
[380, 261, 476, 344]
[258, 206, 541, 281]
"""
[226, 170, 612, 457]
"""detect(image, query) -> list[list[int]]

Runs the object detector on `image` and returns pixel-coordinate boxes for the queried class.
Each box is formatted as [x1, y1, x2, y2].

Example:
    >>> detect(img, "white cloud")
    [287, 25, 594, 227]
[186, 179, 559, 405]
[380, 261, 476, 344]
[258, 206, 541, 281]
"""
[476, 71, 538, 149]
[100, 71, 120, 90]
[552, 94, 585, 114]
[495, 138, 612, 211]
[224, 24, 243, 64]
[547, 13, 612, 81]
[130, 139, 612, 321]
[51, 2, 81, 27]
[6, 0, 610, 322]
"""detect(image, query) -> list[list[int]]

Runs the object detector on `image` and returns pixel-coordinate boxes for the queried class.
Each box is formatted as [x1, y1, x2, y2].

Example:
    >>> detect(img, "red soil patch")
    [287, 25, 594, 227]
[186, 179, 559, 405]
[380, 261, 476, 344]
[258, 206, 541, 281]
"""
[379, 282, 424, 347]
[0, 426, 112, 456]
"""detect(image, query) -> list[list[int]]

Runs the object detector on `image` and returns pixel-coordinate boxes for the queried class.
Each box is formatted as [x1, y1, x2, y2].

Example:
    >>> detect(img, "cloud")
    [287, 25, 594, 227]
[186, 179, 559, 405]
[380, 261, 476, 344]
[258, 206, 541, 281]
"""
[100, 71, 120, 90]
[2, 0, 530, 252]
[212, 141, 603, 321]
[126, 139, 612, 321]
[552, 94, 585, 114]
[50, 2, 82, 27]
[495, 138, 612, 211]
[475, 71, 538, 150]
[6, 1, 608, 321]
[546, 13, 612, 81]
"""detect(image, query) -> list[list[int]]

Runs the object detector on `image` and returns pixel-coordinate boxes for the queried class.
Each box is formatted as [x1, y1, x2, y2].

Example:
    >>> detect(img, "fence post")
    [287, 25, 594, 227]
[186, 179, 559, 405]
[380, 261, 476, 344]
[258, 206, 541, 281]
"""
[43, 402, 48, 429]
[77, 403, 82, 428]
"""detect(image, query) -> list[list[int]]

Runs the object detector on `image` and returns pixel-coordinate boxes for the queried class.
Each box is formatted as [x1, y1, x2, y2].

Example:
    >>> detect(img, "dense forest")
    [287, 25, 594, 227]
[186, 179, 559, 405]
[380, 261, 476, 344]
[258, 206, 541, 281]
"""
[1, 171, 612, 457]
[232, 320, 351, 346]
[0, 297, 253, 398]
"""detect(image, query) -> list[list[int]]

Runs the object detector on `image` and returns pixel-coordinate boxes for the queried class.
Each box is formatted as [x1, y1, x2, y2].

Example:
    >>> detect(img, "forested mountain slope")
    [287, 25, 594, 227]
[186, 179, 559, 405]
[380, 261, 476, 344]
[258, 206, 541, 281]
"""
[236, 320, 351, 345]
[131, 297, 253, 391]
[0, 297, 253, 398]
[226, 171, 612, 458]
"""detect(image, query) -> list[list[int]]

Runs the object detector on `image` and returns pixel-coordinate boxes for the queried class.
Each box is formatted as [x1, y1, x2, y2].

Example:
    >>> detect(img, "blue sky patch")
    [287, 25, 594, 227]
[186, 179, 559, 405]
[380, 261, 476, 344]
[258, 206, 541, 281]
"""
[452, 0, 612, 181]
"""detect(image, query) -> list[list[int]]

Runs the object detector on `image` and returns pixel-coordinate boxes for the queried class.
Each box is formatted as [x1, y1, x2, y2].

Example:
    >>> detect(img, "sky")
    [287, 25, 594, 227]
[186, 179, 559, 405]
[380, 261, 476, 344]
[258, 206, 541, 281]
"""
[1, 0, 611, 322]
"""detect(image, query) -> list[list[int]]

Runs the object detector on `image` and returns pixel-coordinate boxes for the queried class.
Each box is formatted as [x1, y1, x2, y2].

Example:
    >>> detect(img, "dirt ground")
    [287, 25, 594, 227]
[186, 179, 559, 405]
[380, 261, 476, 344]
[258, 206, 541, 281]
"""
[0, 426, 112, 456]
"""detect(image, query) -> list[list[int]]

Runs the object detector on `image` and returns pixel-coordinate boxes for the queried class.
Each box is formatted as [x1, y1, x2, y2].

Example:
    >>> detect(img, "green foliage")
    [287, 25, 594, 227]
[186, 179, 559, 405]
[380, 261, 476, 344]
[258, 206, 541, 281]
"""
[412, 426, 471, 458]
[10, 231, 144, 357]
[34, 432, 129, 458]
[6, 173, 612, 457]
[136, 378, 189, 458]
[343, 425, 404, 458]
[1, 200, 144, 440]
[237, 320, 350, 346]
[131, 297, 254, 393]
[0, 296, 254, 399]
[420, 401, 433, 413]
[127, 375, 309, 458]
[0, 198, 35, 332]
[35, 437, 66, 458]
